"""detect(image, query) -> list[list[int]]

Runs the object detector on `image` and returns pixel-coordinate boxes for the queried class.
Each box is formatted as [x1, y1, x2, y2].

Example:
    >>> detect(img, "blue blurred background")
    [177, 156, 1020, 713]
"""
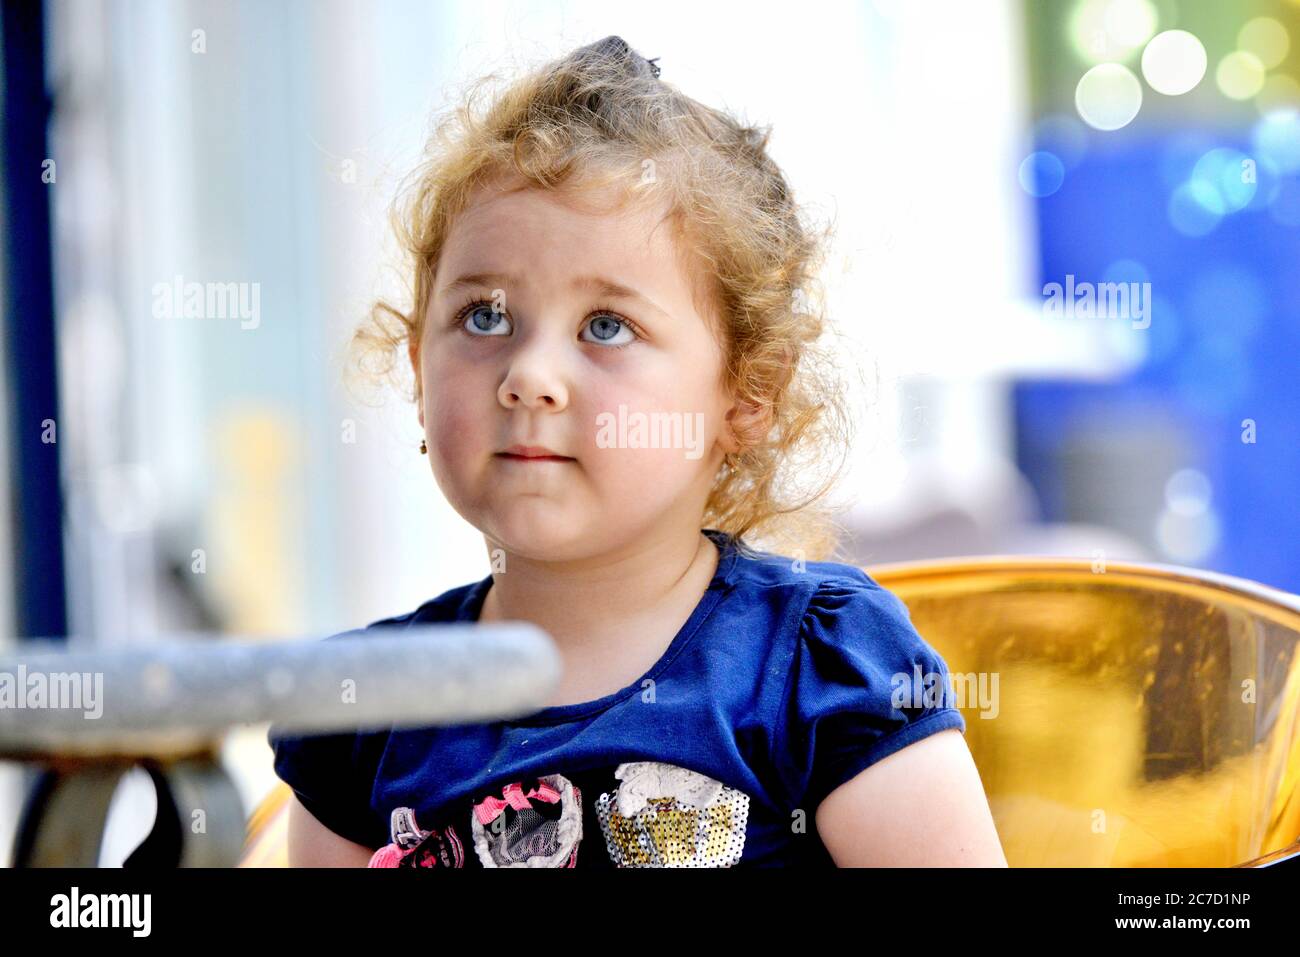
[1017, 0, 1300, 595]
[1, 0, 1298, 862]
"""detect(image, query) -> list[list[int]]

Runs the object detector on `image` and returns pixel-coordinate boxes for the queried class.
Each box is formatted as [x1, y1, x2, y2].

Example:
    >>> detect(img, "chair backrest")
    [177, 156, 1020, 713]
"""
[870, 556, 1300, 867]
[239, 557, 1300, 867]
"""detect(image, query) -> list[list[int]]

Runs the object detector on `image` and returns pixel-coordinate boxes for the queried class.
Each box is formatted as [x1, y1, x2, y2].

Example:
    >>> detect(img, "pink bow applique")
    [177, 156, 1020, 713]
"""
[473, 780, 562, 825]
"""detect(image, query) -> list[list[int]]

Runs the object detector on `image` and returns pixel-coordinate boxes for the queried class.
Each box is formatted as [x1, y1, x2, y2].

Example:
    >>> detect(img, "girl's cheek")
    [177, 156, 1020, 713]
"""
[426, 358, 488, 455]
[584, 377, 708, 476]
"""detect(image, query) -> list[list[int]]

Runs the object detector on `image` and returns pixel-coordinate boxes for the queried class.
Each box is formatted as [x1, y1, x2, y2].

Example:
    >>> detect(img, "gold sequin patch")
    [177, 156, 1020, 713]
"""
[595, 761, 750, 867]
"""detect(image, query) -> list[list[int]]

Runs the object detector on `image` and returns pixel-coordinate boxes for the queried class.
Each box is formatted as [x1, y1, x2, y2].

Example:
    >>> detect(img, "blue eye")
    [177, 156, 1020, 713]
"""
[580, 312, 637, 347]
[459, 303, 511, 336]
[453, 299, 642, 349]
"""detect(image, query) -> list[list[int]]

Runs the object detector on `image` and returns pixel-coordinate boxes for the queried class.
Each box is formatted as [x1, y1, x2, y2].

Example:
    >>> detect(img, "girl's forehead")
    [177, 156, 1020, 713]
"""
[454, 179, 666, 233]
[443, 185, 687, 277]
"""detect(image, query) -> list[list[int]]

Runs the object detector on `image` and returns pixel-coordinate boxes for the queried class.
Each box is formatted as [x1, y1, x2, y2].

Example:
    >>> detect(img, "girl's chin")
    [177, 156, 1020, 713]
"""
[481, 515, 579, 551]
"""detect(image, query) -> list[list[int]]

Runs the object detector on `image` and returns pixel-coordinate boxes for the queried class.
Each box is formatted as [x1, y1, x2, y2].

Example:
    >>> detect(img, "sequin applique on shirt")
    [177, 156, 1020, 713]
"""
[595, 761, 750, 867]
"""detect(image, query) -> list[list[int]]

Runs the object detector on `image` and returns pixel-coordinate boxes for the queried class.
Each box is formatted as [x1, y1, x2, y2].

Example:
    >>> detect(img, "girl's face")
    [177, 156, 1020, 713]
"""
[411, 179, 743, 560]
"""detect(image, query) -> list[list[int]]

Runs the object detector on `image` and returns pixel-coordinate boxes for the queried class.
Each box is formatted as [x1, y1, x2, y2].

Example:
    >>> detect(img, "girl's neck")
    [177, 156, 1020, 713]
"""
[475, 528, 719, 653]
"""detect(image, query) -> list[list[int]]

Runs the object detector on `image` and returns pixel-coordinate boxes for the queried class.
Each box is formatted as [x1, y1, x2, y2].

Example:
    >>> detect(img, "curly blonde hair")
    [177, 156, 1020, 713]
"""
[348, 36, 858, 563]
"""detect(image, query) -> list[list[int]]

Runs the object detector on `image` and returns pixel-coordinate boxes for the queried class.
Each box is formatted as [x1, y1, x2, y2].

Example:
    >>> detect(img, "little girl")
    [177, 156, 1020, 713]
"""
[269, 36, 1005, 868]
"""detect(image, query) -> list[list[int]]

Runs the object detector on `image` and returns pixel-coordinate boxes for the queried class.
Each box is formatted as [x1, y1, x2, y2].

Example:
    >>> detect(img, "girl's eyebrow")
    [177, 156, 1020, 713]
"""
[440, 271, 670, 320]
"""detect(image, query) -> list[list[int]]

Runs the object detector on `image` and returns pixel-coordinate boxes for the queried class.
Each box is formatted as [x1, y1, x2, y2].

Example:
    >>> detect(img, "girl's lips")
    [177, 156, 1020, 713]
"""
[495, 453, 574, 462]
[499, 444, 572, 458]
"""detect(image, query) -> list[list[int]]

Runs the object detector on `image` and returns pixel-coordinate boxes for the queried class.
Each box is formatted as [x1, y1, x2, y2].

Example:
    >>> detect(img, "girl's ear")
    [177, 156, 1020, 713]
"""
[722, 398, 769, 453]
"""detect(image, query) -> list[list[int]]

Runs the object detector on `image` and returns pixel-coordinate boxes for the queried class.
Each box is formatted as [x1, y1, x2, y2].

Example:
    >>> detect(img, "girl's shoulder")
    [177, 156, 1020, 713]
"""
[727, 539, 946, 678]
[722, 536, 902, 626]
[699, 531, 935, 669]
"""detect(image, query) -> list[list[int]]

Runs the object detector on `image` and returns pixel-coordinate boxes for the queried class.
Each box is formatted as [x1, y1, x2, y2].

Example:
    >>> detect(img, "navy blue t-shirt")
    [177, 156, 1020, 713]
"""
[268, 528, 966, 867]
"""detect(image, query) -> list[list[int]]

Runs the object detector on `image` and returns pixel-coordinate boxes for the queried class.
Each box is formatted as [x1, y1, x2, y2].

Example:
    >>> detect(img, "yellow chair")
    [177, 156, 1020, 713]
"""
[239, 775, 293, 868]
[239, 557, 1300, 867]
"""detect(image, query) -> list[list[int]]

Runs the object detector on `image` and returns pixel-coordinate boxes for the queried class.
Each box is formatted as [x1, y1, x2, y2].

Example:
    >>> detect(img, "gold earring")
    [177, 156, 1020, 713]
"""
[419, 439, 427, 455]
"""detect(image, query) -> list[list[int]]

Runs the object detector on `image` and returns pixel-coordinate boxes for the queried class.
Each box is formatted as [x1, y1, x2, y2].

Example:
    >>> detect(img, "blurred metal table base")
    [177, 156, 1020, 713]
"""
[12, 752, 244, 867]
[1, 624, 559, 868]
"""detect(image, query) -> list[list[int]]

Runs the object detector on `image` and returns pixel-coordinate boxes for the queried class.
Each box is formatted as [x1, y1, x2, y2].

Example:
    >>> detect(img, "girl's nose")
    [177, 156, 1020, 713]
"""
[498, 355, 569, 411]
[501, 385, 563, 409]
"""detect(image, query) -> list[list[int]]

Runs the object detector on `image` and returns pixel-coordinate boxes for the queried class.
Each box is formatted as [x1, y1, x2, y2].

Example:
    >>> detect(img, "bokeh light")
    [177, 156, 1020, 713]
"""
[1159, 132, 1217, 189]
[1167, 181, 1223, 235]
[1105, 0, 1159, 47]
[1189, 147, 1256, 212]
[1157, 466, 1220, 562]
[1019, 151, 1066, 196]
[1215, 51, 1266, 100]
[1237, 17, 1290, 70]
[1075, 63, 1143, 130]
[1241, 154, 1283, 211]
[1069, 0, 1159, 63]
[1140, 29, 1207, 95]
[1165, 468, 1211, 516]
[1252, 110, 1300, 173]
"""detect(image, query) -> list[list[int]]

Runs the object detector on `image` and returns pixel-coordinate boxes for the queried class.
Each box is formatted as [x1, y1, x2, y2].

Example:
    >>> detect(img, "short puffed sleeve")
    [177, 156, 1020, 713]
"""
[772, 574, 967, 814]
[267, 723, 389, 850]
